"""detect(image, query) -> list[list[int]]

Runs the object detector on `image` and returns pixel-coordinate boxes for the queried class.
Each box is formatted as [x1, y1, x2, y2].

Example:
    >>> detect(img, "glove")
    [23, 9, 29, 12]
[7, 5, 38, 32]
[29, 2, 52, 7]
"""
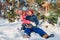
[30, 22, 36, 26]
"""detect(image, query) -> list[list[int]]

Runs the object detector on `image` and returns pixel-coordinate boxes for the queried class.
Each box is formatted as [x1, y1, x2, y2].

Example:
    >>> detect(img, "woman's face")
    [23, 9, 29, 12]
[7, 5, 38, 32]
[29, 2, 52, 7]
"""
[19, 10, 22, 15]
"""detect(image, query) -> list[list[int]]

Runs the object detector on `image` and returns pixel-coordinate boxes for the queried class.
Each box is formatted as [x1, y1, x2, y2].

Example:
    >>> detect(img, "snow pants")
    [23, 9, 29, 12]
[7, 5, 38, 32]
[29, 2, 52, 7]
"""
[24, 27, 47, 37]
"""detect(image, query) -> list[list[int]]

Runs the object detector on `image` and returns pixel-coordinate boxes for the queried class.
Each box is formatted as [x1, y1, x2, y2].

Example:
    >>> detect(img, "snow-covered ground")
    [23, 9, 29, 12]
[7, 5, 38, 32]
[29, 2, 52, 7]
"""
[0, 18, 60, 40]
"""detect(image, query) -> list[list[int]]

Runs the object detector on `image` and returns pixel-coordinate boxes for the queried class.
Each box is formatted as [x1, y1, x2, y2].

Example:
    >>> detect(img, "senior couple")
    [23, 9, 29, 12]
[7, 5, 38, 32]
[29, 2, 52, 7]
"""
[17, 9, 54, 39]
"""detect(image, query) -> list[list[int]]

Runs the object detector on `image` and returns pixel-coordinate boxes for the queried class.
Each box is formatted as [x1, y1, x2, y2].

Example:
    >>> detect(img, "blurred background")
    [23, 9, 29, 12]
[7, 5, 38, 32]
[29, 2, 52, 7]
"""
[0, 0, 60, 25]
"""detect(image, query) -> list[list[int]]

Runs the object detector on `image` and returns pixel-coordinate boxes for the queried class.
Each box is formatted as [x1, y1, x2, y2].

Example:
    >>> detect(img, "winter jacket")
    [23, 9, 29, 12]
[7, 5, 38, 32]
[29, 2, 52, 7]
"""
[16, 10, 31, 24]
[20, 15, 31, 24]
[26, 15, 39, 25]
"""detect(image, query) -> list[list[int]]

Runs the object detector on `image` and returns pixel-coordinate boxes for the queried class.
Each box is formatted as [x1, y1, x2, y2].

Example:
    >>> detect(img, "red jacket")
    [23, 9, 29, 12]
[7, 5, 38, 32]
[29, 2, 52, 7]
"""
[16, 10, 31, 24]
[20, 15, 31, 24]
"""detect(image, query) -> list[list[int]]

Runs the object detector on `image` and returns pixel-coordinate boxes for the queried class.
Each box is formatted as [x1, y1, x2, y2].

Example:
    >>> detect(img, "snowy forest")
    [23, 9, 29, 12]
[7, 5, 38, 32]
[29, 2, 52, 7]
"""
[0, 0, 60, 40]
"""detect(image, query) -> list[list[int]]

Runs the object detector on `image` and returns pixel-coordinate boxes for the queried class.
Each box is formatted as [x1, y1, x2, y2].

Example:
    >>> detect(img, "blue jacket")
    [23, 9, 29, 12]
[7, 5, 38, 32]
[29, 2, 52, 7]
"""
[26, 15, 39, 25]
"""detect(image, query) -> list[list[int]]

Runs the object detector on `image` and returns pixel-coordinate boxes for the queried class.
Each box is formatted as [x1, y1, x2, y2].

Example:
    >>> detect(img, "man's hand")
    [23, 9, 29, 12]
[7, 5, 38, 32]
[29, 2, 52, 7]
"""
[30, 22, 36, 26]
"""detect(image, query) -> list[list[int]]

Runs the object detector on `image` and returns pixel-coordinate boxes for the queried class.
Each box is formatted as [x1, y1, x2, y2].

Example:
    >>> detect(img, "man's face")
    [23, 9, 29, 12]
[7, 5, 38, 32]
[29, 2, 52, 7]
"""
[27, 11, 32, 16]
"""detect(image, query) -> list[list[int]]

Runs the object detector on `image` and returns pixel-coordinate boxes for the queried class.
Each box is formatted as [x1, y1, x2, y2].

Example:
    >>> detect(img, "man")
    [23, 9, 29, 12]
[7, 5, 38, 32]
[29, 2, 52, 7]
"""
[23, 10, 54, 39]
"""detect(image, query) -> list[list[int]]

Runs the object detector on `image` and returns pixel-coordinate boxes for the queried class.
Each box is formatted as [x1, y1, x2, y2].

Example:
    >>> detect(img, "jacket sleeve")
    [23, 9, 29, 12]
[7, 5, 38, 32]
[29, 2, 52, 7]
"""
[22, 20, 31, 24]
[20, 16, 31, 24]
[34, 16, 39, 25]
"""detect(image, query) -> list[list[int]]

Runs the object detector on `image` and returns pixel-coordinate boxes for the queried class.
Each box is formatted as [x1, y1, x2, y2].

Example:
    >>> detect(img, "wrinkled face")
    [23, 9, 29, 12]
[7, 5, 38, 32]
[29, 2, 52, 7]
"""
[27, 11, 32, 16]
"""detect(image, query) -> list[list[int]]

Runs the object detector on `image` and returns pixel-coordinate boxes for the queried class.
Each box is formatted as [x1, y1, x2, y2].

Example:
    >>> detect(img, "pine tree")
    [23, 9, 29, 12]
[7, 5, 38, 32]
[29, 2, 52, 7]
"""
[7, 8, 17, 22]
